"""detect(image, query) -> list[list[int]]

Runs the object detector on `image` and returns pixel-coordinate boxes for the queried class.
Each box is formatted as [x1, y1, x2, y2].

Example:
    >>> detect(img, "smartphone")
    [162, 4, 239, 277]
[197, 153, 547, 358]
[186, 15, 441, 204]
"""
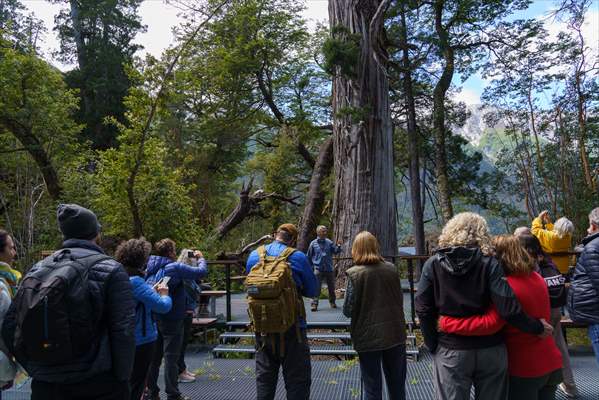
[157, 276, 171, 286]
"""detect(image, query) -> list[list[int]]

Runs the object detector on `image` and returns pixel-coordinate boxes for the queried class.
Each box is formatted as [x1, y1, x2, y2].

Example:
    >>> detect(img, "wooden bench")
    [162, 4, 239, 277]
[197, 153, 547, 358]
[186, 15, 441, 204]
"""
[201, 290, 226, 317]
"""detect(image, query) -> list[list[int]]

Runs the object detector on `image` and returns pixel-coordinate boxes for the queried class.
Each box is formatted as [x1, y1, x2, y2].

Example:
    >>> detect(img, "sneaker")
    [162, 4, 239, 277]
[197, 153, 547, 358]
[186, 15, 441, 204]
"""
[181, 369, 196, 378]
[178, 373, 195, 383]
[559, 383, 579, 398]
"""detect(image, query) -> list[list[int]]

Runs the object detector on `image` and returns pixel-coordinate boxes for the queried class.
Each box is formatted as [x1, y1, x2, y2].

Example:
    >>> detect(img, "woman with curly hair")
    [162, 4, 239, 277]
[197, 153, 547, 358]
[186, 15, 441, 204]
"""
[439, 235, 563, 400]
[114, 239, 172, 400]
[415, 212, 553, 400]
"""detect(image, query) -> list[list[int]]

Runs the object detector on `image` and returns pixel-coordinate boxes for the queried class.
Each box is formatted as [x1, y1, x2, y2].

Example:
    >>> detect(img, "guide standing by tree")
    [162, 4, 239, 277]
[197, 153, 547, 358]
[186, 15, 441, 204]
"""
[307, 226, 342, 312]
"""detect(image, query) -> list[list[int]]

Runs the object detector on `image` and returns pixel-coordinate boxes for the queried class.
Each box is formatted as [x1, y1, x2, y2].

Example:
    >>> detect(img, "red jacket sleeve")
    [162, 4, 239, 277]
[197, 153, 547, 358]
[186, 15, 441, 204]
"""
[439, 305, 506, 336]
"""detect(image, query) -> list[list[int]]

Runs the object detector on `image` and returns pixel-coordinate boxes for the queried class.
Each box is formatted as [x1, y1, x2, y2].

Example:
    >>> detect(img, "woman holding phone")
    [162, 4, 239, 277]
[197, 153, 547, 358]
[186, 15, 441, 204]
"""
[114, 238, 172, 400]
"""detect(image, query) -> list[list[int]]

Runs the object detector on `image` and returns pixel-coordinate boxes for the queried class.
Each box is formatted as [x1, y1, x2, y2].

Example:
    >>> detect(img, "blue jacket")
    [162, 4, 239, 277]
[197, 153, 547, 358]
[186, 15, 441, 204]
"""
[246, 241, 318, 328]
[307, 238, 342, 272]
[145, 256, 207, 321]
[569, 232, 599, 324]
[130, 276, 172, 346]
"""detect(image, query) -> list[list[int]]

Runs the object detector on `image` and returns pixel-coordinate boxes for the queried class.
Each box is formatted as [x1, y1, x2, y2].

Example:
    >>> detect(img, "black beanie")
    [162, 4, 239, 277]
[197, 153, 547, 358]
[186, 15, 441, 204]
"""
[57, 204, 101, 240]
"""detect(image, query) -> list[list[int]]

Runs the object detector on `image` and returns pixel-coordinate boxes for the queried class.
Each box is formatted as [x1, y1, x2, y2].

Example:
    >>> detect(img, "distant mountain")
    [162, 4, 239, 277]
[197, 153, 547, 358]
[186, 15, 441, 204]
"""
[453, 104, 508, 161]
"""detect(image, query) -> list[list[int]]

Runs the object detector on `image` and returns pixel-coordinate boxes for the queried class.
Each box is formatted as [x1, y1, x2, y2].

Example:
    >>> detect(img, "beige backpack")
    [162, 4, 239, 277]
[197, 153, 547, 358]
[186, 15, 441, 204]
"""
[245, 246, 305, 334]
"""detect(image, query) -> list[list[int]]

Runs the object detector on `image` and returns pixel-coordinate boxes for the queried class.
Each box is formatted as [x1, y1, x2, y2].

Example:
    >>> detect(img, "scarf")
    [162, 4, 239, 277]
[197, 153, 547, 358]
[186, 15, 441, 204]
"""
[0, 262, 21, 298]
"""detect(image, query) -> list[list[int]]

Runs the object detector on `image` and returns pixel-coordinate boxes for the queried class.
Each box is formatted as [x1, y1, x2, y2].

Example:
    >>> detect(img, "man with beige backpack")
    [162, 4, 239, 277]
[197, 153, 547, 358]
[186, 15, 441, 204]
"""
[245, 224, 319, 400]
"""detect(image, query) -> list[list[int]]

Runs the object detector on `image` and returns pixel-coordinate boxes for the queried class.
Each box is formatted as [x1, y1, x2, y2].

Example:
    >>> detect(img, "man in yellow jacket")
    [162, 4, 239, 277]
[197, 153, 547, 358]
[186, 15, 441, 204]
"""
[531, 210, 574, 275]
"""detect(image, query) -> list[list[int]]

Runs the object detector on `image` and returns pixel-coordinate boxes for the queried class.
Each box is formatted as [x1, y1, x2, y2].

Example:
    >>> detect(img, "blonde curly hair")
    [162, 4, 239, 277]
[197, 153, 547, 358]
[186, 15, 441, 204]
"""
[438, 212, 493, 255]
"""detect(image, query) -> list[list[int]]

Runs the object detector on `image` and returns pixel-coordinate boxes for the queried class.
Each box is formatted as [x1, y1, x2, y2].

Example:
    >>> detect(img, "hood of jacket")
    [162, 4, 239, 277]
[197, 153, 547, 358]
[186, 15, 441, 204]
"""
[146, 255, 172, 276]
[436, 246, 483, 276]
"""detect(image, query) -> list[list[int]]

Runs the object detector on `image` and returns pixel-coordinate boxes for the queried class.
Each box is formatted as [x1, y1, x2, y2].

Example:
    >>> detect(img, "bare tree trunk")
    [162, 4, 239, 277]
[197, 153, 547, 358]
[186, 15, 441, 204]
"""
[329, 0, 398, 283]
[0, 117, 62, 200]
[432, 0, 454, 222]
[399, 5, 424, 256]
[297, 138, 333, 252]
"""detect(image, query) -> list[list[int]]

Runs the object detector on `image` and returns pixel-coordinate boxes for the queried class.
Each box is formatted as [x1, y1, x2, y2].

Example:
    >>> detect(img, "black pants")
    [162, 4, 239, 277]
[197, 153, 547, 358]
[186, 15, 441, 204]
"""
[255, 325, 311, 400]
[177, 314, 193, 373]
[130, 341, 156, 400]
[31, 372, 129, 400]
[146, 319, 184, 400]
[358, 344, 407, 400]
[509, 369, 563, 400]
[311, 270, 336, 307]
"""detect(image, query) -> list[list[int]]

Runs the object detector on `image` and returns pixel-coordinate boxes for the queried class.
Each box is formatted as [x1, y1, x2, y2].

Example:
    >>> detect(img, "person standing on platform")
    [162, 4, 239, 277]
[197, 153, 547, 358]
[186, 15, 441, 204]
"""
[532, 211, 574, 276]
[246, 224, 318, 400]
[343, 231, 406, 400]
[307, 226, 342, 312]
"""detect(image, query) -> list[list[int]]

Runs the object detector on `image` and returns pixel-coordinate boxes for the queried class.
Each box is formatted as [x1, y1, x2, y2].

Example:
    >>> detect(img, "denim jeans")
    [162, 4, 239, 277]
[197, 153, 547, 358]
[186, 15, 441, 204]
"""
[358, 344, 406, 400]
[146, 319, 184, 400]
[588, 323, 599, 367]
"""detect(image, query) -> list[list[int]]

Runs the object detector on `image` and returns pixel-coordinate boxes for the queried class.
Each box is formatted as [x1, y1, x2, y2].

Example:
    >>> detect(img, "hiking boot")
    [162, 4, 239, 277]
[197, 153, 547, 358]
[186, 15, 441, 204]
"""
[178, 372, 195, 383]
[559, 383, 579, 398]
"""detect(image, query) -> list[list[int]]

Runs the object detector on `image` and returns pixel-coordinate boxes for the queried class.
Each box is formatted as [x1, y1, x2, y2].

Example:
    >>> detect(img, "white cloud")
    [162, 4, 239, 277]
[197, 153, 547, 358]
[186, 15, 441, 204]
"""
[454, 88, 481, 106]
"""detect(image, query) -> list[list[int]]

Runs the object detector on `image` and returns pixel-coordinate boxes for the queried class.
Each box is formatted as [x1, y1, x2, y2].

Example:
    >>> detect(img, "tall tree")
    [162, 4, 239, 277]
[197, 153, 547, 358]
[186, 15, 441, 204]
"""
[328, 0, 398, 263]
[52, 0, 145, 149]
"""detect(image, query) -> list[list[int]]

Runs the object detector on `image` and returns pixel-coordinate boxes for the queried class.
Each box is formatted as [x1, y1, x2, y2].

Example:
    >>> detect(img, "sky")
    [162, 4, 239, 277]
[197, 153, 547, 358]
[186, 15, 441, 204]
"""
[20, 0, 599, 105]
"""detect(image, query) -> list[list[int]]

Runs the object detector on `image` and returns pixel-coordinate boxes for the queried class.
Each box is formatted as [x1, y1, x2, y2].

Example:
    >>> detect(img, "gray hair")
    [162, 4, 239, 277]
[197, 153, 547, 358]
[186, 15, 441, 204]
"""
[553, 217, 574, 238]
[589, 207, 599, 227]
[316, 225, 328, 233]
[513, 226, 531, 237]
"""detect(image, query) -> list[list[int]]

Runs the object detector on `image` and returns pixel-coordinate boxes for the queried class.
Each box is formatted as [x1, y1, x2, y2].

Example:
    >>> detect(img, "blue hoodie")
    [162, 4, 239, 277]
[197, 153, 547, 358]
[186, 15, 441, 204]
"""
[130, 276, 172, 346]
[145, 256, 208, 320]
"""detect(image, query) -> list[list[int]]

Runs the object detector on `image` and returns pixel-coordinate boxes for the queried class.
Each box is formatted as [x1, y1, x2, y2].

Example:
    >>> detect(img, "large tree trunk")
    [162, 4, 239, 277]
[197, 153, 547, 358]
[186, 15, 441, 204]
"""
[0, 117, 62, 200]
[297, 138, 334, 252]
[399, 5, 425, 256]
[432, 0, 454, 222]
[329, 0, 398, 281]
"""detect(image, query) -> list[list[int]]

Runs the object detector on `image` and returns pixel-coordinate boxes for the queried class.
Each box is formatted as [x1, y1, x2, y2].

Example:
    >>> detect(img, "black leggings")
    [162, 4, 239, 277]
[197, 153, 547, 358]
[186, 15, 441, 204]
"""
[177, 314, 193, 373]
[130, 341, 156, 400]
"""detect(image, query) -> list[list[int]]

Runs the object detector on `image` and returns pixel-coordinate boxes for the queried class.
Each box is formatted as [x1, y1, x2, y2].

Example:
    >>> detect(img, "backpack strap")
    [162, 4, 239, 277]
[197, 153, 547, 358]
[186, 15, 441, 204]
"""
[257, 246, 267, 261]
[277, 247, 296, 261]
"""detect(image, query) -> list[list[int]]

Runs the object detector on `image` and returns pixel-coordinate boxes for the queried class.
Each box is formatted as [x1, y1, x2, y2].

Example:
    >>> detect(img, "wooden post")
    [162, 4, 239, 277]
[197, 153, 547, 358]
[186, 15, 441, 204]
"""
[407, 258, 416, 325]
[225, 263, 232, 322]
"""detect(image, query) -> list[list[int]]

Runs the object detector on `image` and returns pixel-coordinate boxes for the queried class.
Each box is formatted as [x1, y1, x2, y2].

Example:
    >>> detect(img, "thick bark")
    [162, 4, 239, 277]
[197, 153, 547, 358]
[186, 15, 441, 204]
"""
[399, 6, 425, 256]
[297, 137, 334, 252]
[329, 0, 398, 280]
[432, 0, 454, 222]
[0, 117, 62, 200]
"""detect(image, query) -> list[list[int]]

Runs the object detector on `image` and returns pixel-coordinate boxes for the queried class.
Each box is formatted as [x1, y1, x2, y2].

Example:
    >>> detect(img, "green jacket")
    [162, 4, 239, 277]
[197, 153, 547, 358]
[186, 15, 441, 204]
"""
[343, 261, 406, 352]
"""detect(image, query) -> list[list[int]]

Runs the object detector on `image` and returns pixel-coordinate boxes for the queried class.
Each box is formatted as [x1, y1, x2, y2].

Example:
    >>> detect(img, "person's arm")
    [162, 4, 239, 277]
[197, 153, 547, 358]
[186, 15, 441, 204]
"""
[439, 305, 506, 336]
[581, 247, 599, 295]
[329, 240, 342, 255]
[306, 243, 315, 269]
[0, 298, 15, 356]
[170, 259, 207, 280]
[292, 252, 319, 298]
[246, 251, 259, 274]
[139, 282, 172, 314]
[531, 217, 556, 251]
[415, 259, 439, 353]
[488, 261, 544, 334]
[106, 264, 136, 381]
[342, 278, 354, 318]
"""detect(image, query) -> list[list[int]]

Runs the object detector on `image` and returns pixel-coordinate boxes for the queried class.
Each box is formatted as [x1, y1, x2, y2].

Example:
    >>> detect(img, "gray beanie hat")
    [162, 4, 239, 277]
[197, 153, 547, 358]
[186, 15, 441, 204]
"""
[57, 204, 101, 240]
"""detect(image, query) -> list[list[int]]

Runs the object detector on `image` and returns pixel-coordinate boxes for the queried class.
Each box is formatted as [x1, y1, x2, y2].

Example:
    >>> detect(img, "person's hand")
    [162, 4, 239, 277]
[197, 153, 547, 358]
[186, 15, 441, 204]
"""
[539, 210, 550, 223]
[155, 283, 169, 296]
[336, 241, 342, 246]
[539, 318, 553, 338]
[194, 250, 204, 259]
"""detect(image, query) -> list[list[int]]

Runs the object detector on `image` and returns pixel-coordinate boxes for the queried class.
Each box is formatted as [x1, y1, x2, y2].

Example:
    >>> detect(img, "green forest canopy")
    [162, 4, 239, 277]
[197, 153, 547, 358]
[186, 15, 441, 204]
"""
[1, 0, 598, 275]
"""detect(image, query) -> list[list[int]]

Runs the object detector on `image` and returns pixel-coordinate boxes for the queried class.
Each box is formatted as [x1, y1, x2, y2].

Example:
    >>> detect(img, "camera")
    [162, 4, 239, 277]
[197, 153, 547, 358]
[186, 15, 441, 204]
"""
[188, 250, 194, 258]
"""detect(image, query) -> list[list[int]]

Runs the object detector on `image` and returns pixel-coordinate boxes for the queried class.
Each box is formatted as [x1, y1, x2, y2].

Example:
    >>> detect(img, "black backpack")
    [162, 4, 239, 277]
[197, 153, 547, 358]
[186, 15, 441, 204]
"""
[12, 249, 110, 365]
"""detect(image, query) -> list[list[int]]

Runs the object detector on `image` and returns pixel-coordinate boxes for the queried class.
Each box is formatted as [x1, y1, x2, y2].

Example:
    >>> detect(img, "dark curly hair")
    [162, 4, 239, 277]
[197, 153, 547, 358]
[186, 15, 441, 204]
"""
[0, 230, 9, 253]
[155, 238, 176, 259]
[115, 238, 152, 277]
